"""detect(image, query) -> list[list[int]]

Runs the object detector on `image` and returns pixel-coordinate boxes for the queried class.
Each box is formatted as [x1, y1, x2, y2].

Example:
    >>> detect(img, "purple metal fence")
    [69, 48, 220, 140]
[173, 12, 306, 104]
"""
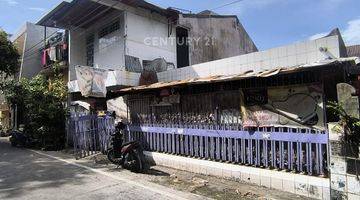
[124, 73, 329, 176]
[69, 114, 114, 159]
[127, 124, 328, 176]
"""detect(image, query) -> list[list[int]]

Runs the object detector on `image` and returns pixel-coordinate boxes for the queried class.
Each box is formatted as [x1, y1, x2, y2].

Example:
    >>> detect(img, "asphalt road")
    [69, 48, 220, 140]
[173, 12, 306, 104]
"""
[0, 137, 207, 200]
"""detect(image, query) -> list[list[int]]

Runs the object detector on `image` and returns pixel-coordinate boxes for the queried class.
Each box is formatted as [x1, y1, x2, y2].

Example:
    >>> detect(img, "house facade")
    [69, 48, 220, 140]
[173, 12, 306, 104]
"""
[111, 33, 359, 199]
[23, 0, 360, 199]
[37, 0, 258, 106]
[67, 31, 360, 199]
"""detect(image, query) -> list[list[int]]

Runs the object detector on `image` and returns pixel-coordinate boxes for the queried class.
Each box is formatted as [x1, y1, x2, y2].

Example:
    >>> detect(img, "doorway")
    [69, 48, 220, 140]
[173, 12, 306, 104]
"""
[176, 27, 189, 68]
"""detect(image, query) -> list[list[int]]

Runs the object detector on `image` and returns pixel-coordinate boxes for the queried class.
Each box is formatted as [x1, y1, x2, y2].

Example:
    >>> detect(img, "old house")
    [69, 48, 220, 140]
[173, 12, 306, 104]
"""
[36, 0, 257, 109]
[109, 32, 359, 199]
[28, 0, 360, 199]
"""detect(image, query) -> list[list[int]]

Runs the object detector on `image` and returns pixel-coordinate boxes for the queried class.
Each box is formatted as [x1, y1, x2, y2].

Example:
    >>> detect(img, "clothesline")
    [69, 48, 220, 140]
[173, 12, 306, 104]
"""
[41, 42, 68, 67]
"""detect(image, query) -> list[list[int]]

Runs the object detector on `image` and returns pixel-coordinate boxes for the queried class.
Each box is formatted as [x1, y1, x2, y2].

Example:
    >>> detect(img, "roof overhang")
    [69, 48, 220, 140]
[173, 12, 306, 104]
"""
[37, 0, 114, 29]
[37, 0, 179, 29]
[117, 57, 360, 93]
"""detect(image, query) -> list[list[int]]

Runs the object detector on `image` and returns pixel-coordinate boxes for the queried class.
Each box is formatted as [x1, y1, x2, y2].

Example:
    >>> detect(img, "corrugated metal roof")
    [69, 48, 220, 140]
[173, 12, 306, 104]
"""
[118, 57, 360, 93]
[37, 0, 178, 28]
[347, 45, 360, 58]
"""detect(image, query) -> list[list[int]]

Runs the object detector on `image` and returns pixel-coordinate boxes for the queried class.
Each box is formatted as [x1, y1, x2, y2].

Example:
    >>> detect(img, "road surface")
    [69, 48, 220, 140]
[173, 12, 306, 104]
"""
[0, 137, 207, 200]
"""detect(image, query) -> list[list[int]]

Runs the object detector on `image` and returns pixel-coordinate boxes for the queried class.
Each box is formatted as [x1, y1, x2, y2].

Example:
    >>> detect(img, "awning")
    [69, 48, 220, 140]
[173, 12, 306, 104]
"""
[118, 57, 360, 93]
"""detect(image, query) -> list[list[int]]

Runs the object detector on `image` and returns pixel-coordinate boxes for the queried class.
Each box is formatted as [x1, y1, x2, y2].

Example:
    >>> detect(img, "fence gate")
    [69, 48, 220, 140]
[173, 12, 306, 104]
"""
[68, 114, 115, 159]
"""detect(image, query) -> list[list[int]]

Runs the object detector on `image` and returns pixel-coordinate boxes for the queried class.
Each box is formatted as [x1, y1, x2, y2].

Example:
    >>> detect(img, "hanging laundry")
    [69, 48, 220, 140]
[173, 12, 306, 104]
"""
[41, 50, 47, 66]
[56, 45, 62, 61]
[61, 43, 68, 61]
[46, 50, 51, 66]
[49, 46, 57, 61]
[62, 43, 68, 50]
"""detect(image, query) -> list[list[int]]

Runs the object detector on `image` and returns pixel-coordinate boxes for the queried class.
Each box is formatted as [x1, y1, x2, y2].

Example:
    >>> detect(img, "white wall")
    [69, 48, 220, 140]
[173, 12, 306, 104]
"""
[125, 11, 177, 67]
[157, 35, 342, 82]
[20, 22, 59, 79]
[94, 0, 177, 67]
[93, 11, 125, 70]
[69, 7, 177, 82]
[69, 30, 86, 81]
[69, 11, 125, 81]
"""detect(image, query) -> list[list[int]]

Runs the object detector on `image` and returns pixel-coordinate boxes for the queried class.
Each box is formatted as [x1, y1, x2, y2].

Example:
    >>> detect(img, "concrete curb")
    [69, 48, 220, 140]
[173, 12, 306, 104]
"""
[29, 149, 211, 200]
[144, 151, 331, 199]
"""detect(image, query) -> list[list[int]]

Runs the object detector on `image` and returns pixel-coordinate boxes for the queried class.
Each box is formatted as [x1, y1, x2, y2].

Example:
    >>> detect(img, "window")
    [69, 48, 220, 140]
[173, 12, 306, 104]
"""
[98, 20, 120, 38]
[86, 34, 94, 67]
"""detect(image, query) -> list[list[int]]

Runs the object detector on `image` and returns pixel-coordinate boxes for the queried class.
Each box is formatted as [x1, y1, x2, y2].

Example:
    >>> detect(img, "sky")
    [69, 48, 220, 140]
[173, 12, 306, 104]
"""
[1, 0, 360, 50]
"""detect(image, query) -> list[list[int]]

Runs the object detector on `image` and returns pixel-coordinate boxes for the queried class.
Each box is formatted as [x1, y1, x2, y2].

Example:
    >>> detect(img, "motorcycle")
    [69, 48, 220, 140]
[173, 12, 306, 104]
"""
[9, 130, 37, 147]
[107, 122, 145, 172]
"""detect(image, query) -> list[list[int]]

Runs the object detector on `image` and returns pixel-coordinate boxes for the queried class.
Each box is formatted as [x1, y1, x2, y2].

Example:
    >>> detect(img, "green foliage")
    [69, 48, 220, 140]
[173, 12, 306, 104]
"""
[0, 30, 19, 77]
[1, 67, 67, 150]
[327, 101, 360, 148]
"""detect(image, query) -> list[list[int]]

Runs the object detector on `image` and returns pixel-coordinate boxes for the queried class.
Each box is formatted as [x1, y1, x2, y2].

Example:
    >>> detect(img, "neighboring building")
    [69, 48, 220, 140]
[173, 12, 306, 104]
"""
[36, 0, 258, 108]
[178, 10, 257, 66]
[11, 22, 60, 80]
[347, 45, 360, 58]
[9, 22, 62, 129]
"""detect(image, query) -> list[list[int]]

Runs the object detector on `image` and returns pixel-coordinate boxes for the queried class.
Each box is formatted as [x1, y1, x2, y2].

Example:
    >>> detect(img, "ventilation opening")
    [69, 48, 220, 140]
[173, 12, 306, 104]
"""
[176, 27, 189, 68]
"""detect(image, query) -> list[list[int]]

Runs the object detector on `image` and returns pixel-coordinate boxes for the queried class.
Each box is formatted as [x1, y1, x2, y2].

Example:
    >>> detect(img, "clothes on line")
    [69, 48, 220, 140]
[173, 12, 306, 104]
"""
[42, 43, 68, 67]
[49, 47, 56, 61]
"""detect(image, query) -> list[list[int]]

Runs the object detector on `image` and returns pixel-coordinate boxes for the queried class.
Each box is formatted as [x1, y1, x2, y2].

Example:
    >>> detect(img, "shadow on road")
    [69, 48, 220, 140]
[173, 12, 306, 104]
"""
[0, 138, 90, 199]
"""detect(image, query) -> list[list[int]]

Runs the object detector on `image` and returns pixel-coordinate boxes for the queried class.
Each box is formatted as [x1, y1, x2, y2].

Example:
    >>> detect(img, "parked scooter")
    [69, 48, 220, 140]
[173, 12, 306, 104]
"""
[9, 130, 37, 148]
[107, 121, 145, 172]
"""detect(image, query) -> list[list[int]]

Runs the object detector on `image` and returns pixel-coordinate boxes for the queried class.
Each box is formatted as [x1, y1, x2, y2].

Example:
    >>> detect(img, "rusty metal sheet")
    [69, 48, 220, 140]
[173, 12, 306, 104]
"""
[119, 57, 360, 93]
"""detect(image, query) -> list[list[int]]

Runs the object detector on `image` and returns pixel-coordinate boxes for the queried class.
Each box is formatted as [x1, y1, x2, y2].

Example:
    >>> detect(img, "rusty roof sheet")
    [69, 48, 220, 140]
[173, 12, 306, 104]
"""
[38, 0, 178, 28]
[118, 57, 360, 93]
[347, 45, 360, 58]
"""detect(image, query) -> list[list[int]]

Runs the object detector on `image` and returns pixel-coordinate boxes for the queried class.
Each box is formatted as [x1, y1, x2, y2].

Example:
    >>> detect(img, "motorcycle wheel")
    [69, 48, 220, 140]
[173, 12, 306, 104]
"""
[107, 148, 121, 165]
[10, 138, 17, 147]
[123, 149, 143, 173]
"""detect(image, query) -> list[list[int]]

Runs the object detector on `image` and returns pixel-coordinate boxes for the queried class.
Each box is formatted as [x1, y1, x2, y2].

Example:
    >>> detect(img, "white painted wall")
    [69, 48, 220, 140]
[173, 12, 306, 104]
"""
[68, 7, 177, 82]
[93, 11, 125, 70]
[17, 22, 59, 79]
[94, 0, 177, 67]
[69, 30, 86, 81]
[157, 35, 342, 82]
[125, 11, 177, 67]
[69, 11, 125, 81]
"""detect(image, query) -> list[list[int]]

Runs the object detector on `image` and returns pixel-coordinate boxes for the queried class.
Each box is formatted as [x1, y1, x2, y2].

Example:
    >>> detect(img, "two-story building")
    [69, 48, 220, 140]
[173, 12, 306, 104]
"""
[36, 0, 258, 109]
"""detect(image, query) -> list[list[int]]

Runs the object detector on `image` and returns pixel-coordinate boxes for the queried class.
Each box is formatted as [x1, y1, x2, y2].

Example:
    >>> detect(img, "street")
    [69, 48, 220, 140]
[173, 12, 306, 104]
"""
[0, 138, 207, 200]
